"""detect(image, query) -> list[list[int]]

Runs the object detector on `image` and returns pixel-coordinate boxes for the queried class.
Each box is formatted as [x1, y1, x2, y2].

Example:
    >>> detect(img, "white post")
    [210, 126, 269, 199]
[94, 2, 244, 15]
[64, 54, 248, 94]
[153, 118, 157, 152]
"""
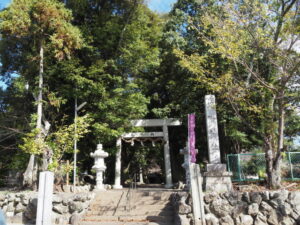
[163, 121, 172, 188]
[36, 172, 54, 225]
[139, 167, 144, 184]
[113, 137, 123, 189]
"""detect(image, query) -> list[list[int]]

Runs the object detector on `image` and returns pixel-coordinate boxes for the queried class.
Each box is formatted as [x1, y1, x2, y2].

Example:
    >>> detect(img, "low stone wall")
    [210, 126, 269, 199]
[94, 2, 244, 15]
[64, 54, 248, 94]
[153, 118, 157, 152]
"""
[0, 189, 94, 224]
[172, 190, 300, 225]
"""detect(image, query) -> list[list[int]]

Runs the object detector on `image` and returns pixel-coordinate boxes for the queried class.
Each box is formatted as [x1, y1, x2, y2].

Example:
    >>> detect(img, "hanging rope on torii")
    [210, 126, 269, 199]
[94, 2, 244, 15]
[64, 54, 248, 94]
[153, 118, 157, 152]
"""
[122, 136, 165, 146]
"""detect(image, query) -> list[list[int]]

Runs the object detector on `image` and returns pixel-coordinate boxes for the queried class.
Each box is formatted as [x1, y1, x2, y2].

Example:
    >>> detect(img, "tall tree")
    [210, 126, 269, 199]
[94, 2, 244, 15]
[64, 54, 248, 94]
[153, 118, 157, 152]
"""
[0, 0, 82, 188]
[178, 0, 300, 188]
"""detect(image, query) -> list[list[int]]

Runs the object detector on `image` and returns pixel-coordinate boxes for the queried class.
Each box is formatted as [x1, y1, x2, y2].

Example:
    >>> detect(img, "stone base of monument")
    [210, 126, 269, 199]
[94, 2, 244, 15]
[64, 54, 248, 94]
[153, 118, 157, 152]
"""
[113, 184, 123, 189]
[204, 163, 233, 192]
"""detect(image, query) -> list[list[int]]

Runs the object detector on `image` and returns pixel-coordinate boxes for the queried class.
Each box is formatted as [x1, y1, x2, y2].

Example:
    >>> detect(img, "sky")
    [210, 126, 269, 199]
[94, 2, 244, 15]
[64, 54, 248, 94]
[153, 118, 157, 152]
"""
[147, 0, 176, 13]
[0, 0, 10, 9]
[0, 0, 11, 89]
[0, 0, 176, 12]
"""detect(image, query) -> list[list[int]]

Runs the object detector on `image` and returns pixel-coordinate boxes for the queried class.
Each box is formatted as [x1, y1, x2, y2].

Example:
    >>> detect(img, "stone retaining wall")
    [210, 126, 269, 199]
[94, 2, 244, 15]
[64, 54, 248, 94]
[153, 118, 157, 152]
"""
[0, 188, 94, 224]
[172, 190, 300, 225]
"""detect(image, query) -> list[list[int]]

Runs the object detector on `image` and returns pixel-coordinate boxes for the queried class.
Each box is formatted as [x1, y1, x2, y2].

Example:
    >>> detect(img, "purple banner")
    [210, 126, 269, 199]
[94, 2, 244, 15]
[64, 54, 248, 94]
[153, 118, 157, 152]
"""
[188, 113, 196, 163]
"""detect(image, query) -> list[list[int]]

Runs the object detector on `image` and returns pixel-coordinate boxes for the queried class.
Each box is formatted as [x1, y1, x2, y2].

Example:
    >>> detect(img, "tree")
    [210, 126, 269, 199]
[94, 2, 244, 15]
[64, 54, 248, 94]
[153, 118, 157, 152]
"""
[0, 0, 82, 188]
[178, 0, 300, 188]
[61, 0, 160, 144]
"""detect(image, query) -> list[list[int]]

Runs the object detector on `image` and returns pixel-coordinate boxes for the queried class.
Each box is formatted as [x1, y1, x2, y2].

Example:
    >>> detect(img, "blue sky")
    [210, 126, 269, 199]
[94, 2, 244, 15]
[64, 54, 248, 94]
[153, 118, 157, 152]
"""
[0, 0, 11, 89]
[0, 0, 10, 9]
[147, 0, 177, 13]
[0, 0, 176, 12]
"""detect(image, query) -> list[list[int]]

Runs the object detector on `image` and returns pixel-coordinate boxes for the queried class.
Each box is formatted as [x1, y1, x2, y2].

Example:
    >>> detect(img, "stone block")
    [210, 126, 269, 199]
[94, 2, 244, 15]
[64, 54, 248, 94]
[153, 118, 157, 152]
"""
[52, 195, 63, 204]
[69, 201, 84, 213]
[270, 190, 289, 201]
[206, 164, 227, 172]
[205, 213, 219, 225]
[53, 204, 68, 214]
[204, 175, 232, 193]
[260, 201, 273, 213]
[280, 216, 295, 225]
[178, 202, 192, 214]
[261, 191, 270, 201]
[210, 199, 233, 218]
[204, 192, 219, 204]
[232, 202, 248, 218]
[0, 194, 5, 201]
[254, 212, 267, 225]
[220, 215, 234, 225]
[267, 210, 279, 225]
[242, 192, 250, 203]
[239, 214, 253, 225]
[249, 192, 262, 204]
[15, 203, 26, 213]
[279, 203, 293, 216]
[248, 203, 259, 216]
[70, 213, 80, 225]
[177, 214, 191, 225]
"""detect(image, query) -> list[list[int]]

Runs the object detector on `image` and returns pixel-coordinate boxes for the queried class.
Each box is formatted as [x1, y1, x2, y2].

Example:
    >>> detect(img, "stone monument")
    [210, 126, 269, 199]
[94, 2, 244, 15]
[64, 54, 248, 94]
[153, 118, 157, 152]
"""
[204, 95, 232, 192]
[90, 143, 109, 190]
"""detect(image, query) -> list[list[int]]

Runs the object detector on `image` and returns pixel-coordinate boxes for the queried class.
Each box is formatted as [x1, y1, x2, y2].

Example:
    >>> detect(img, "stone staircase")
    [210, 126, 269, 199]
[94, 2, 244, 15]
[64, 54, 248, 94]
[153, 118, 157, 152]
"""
[79, 189, 175, 225]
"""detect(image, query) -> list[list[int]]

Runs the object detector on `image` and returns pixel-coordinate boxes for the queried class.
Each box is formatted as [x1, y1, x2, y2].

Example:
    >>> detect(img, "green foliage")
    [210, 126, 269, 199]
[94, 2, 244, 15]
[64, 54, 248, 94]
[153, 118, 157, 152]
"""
[0, 0, 82, 60]
[47, 114, 92, 168]
[19, 129, 46, 155]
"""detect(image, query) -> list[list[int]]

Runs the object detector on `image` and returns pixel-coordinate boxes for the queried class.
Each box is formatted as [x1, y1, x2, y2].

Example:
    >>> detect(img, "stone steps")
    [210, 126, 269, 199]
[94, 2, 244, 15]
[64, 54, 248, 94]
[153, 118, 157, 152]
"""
[79, 222, 172, 225]
[81, 189, 175, 225]
[86, 210, 173, 217]
[87, 203, 172, 213]
[84, 214, 174, 221]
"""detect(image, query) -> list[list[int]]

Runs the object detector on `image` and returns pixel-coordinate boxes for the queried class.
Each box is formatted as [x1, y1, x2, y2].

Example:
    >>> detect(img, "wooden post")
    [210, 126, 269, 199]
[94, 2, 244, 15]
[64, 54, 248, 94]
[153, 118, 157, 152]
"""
[66, 160, 69, 186]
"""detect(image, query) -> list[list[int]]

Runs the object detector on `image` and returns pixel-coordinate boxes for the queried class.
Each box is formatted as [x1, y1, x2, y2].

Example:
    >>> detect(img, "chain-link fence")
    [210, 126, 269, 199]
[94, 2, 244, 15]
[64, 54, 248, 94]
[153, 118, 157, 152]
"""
[227, 152, 300, 182]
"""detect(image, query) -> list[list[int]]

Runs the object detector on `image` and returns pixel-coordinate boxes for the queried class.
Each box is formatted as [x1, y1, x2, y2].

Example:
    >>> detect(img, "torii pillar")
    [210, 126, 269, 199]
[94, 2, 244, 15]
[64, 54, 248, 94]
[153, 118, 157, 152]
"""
[113, 119, 181, 189]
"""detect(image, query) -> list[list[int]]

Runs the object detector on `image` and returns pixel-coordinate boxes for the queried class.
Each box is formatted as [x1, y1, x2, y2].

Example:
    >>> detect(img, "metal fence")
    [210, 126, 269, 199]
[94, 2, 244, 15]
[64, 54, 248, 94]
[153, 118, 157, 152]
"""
[227, 152, 300, 182]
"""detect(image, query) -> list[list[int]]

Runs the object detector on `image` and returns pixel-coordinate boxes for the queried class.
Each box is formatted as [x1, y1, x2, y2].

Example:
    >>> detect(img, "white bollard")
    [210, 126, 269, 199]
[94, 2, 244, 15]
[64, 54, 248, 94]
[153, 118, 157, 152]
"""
[36, 171, 54, 225]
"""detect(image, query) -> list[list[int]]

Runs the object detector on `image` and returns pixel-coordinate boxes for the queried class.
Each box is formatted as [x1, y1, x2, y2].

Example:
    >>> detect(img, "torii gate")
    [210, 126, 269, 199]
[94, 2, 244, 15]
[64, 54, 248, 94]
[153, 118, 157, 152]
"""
[113, 118, 181, 189]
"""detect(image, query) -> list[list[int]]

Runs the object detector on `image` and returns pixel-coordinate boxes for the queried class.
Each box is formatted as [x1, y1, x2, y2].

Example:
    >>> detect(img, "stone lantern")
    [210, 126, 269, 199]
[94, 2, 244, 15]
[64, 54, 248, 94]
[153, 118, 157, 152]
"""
[90, 143, 109, 190]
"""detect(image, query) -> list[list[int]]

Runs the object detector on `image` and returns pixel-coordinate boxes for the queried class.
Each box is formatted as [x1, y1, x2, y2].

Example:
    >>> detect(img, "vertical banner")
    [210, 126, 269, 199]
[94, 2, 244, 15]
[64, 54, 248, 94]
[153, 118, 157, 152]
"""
[188, 113, 196, 163]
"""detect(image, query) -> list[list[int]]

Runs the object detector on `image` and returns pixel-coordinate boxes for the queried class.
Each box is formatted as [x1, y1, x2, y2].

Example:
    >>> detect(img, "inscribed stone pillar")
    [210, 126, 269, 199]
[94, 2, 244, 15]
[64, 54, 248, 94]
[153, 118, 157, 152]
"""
[205, 95, 221, 164]
[204, 95, 232, 192]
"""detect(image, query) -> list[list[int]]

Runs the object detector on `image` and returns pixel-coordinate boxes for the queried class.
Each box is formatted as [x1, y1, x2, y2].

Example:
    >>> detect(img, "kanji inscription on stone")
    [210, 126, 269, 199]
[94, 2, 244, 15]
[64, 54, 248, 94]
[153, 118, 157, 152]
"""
[205, 95, 221, 164]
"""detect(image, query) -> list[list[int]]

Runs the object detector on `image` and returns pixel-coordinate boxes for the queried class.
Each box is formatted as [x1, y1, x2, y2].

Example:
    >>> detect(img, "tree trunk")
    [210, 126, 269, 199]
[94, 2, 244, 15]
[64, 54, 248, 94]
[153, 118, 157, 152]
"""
[37, 42, 49, 171]
[23, 154, 37, 189]
[265, 96, 285, 189]
[23, 42, 45, 189]
[37, 42, 43, 133]
[265, 136, 282, 189]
